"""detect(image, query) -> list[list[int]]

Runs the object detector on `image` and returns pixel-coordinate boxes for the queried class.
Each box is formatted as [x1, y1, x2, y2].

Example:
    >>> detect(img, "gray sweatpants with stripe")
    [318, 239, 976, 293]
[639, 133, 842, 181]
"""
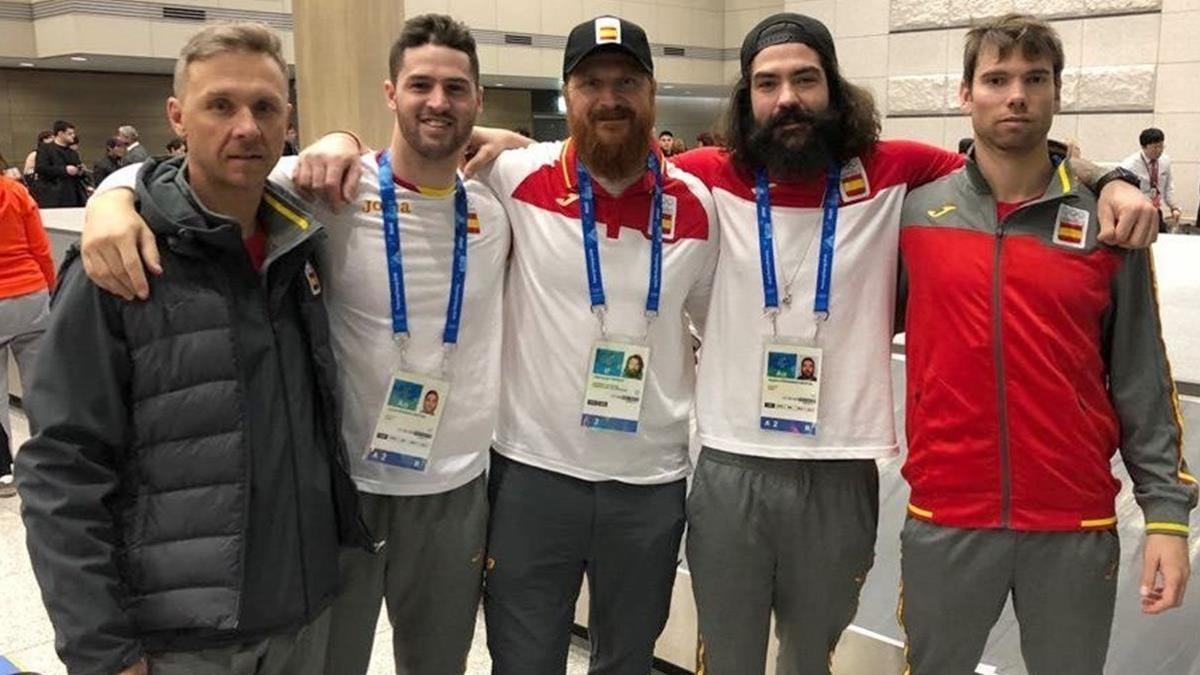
[324, 473, 488, 675]
[899, 517, 1120, 675]
[686, 447, 879, 675]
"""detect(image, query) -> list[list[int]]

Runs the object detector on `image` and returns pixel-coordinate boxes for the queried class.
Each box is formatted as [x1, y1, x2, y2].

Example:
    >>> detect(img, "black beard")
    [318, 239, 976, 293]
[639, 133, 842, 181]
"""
[746, 106, 841, 178]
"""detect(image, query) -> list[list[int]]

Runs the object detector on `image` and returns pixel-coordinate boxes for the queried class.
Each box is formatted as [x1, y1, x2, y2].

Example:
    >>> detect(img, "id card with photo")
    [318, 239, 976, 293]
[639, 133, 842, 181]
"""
[581, 341, 651, 433]
[365, 370, 450, 471]
[759, 342, 822, 435]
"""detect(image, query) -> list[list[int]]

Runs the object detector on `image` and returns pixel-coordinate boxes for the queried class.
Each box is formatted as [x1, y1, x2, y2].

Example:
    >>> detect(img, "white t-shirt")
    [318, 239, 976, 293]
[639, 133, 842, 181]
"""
[270, 154, 510, 496]
[477, 140, 718, 484]
[673, 143, 963, 460]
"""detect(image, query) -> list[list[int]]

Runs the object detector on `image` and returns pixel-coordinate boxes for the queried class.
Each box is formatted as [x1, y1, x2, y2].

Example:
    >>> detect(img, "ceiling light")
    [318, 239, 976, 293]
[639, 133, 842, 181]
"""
[19, 62, 34, 67]
[70, 56, 88, 62]
[495, 82, 505, 87]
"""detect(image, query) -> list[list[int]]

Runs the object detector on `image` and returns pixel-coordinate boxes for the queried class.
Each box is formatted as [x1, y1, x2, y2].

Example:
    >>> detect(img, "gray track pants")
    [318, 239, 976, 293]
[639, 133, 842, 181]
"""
[686, 447, 879, 675]
[324, 473, 488, 675]
[899, 517, 1120, 675]
[484, 450, 686, 675]
[0, 289, 49, 472]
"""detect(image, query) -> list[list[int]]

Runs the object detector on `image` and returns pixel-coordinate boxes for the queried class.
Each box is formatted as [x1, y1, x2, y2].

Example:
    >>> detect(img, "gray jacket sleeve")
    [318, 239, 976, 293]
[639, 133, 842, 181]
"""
[15, 254, 144, 675]
[1105, 249, 1198, 536]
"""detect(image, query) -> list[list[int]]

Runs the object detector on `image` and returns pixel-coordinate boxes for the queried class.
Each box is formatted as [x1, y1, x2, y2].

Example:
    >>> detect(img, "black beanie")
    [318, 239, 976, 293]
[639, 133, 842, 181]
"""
[739, 13, 839, 79]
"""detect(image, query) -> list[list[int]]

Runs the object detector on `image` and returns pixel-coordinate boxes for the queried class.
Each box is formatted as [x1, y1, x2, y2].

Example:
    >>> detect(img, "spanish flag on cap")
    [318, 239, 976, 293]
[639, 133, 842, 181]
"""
[596, 17, 621, 43]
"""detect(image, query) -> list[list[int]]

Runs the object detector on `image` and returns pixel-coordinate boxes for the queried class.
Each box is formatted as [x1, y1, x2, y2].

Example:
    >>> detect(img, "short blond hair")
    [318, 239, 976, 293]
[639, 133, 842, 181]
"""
[173, 22, 288, 97]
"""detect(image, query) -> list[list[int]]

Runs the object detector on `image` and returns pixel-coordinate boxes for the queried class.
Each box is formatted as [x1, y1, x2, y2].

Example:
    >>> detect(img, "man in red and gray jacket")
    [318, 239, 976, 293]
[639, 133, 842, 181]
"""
[898, 14, 1197, 674]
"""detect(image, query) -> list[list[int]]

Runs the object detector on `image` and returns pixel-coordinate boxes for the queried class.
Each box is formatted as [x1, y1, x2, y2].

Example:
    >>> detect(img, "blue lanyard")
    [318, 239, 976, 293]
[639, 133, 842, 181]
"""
[755, 166, 840, 318]
[576, 153, 664, 318]
[378, 150, 469, 345]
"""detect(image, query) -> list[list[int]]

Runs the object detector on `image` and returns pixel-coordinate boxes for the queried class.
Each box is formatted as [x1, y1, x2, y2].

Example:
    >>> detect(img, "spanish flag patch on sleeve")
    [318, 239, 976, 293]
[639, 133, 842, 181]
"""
[467, 212, 481, 234]
[839, 157, 870, 203]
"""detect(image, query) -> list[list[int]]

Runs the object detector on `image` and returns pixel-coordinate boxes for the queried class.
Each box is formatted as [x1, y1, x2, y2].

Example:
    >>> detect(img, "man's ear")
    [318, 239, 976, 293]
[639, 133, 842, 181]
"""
[167, 97, 186, 138]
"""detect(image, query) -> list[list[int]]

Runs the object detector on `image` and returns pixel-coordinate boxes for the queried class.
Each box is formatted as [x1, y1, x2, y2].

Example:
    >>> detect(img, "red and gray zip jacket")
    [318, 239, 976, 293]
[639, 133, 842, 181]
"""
[898, 158, 1197, 535]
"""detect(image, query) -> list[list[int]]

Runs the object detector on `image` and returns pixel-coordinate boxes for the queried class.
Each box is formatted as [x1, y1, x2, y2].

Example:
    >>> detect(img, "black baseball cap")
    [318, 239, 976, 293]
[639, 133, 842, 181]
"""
[563, 16, 654, 78]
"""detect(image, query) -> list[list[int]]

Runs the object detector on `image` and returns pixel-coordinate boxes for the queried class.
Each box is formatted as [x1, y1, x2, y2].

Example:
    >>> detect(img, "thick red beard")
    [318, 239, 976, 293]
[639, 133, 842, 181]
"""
[568, 106, 656, 180]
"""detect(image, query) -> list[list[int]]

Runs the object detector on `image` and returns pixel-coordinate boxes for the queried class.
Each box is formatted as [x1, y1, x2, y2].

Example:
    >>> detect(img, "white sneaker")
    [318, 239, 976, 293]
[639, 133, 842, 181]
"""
[0, 473, 15, 498]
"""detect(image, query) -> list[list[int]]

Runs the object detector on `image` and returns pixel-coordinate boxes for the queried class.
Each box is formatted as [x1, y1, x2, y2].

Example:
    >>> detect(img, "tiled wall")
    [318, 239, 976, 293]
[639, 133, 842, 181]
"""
[871, 0, 1200, 214]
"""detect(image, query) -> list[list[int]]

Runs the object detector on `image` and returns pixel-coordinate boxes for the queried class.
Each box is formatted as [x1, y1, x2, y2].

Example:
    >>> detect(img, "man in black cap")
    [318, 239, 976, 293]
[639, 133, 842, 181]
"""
[248, 14, 717, 675]
[454, 17, 716, 674]
[667, 11, 1160, 675]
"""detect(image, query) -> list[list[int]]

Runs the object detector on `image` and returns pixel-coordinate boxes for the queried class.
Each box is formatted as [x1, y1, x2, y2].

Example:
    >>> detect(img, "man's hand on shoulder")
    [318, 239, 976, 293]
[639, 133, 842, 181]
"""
[1096, 178, 1158, 249]
[462, 126, 533, 179]
[82, 188, 160, 301]
[291, 132, 366, 209]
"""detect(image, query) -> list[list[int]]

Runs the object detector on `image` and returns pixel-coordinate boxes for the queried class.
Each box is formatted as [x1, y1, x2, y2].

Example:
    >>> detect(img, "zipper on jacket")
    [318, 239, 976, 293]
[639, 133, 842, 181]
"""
[262, 263, 315, 618]
[993, 216, 1012, 528]
[217, 268, 251, 629]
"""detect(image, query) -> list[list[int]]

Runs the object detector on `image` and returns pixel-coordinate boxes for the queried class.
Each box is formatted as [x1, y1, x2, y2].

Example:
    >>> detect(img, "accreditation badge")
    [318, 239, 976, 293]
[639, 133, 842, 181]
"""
[365, 370, 450, 471]
[580, 340, 651, 433]
[759, 341, 822, 435]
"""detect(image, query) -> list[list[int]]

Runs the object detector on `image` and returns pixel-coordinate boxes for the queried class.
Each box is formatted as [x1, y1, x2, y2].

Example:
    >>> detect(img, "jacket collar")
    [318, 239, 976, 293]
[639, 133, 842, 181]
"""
[963, 147, 1081, 204]
[151, 158, 323, 267]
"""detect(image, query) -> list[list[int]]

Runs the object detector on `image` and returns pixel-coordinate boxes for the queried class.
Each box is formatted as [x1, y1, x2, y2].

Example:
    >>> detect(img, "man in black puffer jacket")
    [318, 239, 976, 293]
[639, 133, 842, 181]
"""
[16, 22, 373, 675]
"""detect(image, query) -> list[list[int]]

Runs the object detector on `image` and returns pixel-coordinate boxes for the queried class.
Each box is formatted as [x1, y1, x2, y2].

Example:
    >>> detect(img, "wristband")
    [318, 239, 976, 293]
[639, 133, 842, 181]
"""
[1093, 166, 1140, 195]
